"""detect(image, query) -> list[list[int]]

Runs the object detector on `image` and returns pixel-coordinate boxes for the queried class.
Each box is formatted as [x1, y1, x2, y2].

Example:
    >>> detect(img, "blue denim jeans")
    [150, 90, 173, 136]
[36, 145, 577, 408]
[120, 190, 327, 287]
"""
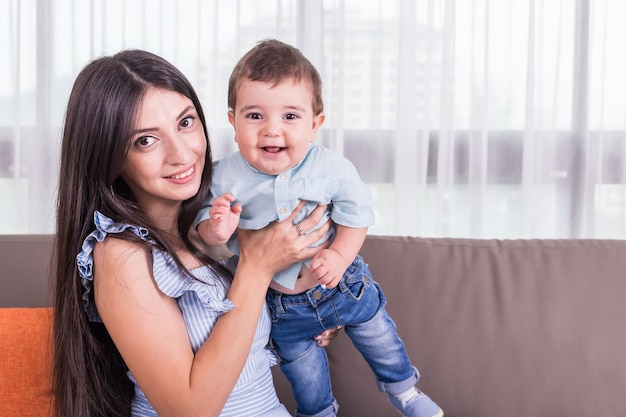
[267, 256, 419, 417]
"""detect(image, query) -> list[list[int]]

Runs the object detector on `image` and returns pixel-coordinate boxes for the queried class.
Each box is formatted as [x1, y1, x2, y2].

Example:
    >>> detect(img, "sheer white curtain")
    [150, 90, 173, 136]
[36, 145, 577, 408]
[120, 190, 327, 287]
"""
[1, 0, 625, 238]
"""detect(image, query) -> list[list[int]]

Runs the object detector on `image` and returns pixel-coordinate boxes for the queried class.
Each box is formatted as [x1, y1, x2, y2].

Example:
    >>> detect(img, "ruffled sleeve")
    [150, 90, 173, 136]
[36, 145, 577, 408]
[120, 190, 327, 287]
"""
[76, 211, 235, 323]
[150, 249, 236, 314]
[77, 211, 150, 322]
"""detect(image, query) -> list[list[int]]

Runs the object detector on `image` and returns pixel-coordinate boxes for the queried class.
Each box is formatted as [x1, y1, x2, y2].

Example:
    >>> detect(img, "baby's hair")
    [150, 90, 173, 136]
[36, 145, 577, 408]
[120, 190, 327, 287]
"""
[228, 38, 324, 115]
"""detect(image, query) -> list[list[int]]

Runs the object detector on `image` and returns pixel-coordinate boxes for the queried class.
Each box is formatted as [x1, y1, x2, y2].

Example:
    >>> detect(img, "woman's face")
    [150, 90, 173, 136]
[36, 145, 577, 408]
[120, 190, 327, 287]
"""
[120, 87, 206, 217]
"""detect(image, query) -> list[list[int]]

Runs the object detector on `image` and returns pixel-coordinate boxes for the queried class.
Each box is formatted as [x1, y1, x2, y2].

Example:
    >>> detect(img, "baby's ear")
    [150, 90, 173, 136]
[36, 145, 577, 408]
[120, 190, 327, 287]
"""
[310, 112, 326, 141]
[227, 111, 237, 142]
[227, 110, 236, 126]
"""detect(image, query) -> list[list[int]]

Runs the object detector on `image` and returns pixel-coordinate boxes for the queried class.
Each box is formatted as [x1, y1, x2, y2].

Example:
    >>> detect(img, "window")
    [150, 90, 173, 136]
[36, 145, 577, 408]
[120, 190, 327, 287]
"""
[2, 0, 625, 238]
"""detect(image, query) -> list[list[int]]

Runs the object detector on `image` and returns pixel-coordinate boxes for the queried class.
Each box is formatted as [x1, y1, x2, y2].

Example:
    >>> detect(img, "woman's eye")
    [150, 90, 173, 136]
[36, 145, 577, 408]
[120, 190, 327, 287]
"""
[134, 136, 156, 148]
[180, 116, 195, 129]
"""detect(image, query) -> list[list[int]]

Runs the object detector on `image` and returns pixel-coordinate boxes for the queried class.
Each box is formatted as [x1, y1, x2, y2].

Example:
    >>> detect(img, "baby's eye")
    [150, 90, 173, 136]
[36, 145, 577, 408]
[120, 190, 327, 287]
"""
[134, 135, 157, 148]
[285, 113, 300, 120]
[245, 112, 262, 120]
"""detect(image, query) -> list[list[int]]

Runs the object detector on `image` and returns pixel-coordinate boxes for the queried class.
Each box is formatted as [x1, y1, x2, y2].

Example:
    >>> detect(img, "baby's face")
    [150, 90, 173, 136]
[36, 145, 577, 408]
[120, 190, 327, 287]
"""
[228, 78, 325, 175]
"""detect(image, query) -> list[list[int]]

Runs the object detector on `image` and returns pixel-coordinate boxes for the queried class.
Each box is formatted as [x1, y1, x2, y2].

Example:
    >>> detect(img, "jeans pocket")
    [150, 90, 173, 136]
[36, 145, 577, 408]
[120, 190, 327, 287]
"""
[341, 257, 374, 301]
[337, 275, 381, 325]
[342, 274, 368, 301]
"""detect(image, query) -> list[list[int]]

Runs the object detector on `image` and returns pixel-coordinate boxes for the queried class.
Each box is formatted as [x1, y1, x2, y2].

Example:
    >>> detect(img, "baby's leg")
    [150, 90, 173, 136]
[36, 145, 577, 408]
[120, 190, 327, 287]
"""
[275, 337, 338, 417]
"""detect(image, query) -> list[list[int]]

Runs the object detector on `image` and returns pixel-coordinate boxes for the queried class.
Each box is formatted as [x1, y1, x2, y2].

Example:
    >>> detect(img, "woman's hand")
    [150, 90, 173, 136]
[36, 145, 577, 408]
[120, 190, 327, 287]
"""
[314, 326, 343, 347]
[236, 201, 330, 283]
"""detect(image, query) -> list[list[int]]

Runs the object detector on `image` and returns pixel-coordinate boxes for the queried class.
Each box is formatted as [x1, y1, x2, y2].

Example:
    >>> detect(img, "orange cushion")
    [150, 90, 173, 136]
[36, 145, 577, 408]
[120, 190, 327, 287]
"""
[0, 308, 53, 417]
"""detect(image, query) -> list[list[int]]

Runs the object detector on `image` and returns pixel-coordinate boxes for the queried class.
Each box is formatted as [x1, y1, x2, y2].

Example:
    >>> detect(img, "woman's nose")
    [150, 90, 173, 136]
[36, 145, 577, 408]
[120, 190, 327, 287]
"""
[165, 134, 192, 163]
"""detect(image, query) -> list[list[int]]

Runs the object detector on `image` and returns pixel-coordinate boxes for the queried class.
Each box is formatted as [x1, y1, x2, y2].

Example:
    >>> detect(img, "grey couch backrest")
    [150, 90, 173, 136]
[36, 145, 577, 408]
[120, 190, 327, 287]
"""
[2, 234, 626, 417]
[310, 237, 626, 416]
[0, 235, 53, 308]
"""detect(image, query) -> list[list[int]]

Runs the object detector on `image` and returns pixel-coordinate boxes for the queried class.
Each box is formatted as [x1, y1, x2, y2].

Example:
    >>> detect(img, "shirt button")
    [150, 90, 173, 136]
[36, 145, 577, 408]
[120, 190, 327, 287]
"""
[312, 290, 322, 300]
[279, 173, 287, 181]
[279, 207, 288, 215]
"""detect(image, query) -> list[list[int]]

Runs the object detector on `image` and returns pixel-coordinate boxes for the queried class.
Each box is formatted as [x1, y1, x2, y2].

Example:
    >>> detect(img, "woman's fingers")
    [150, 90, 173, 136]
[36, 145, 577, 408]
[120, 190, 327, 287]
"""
[314, 326, 343, 347]
[289, 202, 327, 231]
[237, 201, 331, 275]
[287, 202, 330, 244]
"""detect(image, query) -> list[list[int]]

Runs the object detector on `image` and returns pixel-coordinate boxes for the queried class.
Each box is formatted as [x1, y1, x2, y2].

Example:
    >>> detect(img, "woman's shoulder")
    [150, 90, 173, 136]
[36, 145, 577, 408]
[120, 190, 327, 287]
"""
[77, 211, 151, 280]
[78, 211, 154, 322]
[93, 235, 151, 272]
[91, 234, 155, 304]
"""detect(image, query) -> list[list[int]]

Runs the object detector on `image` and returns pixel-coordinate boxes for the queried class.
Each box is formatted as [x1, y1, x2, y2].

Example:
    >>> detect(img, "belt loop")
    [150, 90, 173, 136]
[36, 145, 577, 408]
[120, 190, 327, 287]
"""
[270, 288, 285, 314]
[338, 276, 348, 292]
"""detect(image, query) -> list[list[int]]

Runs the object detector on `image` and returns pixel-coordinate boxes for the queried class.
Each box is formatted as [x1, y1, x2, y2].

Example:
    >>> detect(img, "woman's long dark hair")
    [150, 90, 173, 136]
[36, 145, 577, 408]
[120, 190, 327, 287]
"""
[52, 50, 227, 417]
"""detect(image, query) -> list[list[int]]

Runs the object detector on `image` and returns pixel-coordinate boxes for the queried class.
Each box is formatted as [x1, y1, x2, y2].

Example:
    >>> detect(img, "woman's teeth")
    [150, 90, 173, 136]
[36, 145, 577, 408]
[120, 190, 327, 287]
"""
[170, 166, 193, 179]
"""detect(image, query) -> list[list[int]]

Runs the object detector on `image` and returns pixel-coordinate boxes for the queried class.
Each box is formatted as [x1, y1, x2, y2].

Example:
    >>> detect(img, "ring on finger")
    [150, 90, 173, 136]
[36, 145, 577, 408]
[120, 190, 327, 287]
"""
[294, 222, 306, 236]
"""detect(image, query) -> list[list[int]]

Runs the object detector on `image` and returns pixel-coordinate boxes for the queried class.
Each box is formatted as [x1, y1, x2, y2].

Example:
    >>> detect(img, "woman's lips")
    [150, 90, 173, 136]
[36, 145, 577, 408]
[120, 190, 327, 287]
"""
[167, 165, 195, 183]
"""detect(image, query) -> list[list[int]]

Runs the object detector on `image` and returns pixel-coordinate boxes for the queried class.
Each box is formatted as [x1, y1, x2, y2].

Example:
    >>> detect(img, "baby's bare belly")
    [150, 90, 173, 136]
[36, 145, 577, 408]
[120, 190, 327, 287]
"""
[269, 264, 318, 294]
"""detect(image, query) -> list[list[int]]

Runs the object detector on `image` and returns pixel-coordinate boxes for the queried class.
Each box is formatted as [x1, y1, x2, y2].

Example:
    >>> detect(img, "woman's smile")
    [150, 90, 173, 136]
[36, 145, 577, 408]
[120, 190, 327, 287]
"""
[166, 165, 196, 182]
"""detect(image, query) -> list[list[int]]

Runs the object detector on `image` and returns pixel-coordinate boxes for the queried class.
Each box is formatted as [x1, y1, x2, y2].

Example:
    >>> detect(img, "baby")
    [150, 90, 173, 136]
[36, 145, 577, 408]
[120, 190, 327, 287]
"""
[195, 39, 443, 417]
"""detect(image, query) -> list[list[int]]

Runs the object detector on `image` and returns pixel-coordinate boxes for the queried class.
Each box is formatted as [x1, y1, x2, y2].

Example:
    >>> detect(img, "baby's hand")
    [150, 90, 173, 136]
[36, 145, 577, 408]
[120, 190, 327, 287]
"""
[200, 193, 241, 244]
[309, 249, 348, 289]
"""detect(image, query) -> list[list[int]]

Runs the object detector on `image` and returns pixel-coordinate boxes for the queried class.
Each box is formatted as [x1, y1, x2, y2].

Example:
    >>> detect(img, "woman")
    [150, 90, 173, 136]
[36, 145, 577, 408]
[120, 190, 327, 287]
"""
[53, 49, 333, 417]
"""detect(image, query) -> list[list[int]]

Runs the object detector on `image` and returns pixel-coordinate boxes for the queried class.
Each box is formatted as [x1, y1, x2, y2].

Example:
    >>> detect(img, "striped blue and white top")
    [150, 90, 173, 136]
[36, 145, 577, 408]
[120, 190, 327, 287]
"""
[77, 211, 292, 417]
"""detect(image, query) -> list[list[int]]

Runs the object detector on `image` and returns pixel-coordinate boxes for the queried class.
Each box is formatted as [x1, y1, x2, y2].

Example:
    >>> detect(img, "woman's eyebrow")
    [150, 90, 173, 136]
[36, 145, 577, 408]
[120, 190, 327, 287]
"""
[131, 105, 196, 135]
[177, 105, 196, 120]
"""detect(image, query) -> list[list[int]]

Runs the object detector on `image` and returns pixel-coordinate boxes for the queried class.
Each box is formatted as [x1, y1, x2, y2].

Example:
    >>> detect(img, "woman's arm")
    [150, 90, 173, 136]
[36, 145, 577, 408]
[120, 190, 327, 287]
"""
[94, 203, 329, 417]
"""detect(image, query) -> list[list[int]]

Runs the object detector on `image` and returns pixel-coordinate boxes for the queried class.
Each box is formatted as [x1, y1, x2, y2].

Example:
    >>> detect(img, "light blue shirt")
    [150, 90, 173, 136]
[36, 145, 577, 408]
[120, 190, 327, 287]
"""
[196, 143, 375, 289]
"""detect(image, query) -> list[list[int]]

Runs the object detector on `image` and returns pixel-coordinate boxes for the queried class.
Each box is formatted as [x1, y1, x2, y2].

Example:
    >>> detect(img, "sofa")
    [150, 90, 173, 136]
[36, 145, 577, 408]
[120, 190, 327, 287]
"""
[1, 234, 626, 417]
